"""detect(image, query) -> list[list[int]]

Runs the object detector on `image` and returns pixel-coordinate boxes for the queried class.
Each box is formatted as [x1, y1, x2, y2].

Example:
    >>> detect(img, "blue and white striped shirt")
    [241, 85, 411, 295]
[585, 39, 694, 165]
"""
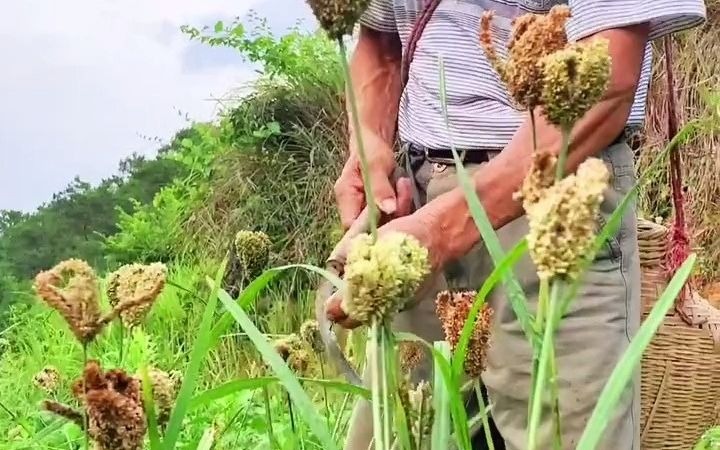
[360, 0, 706, 150]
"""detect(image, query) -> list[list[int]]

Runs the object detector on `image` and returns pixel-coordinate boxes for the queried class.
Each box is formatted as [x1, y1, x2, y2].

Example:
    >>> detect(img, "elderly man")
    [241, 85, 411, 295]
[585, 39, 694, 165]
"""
[327, 0, 706, 449]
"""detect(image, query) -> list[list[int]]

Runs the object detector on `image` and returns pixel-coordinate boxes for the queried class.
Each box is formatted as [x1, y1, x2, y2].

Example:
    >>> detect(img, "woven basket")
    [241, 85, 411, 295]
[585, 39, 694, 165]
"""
[639, 218, 720, 449]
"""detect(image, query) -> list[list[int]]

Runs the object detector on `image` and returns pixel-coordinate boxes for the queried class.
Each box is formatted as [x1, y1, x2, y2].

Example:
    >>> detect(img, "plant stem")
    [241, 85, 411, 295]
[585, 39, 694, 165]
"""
[118, 321, 125, 364]
[555, 127, 571, 181]
[530, 108, 538, 152]
[332, 393, 351, 439]
[528, 278, 549, 420]
[527, 280, 562, 450]
[337, 38, 378, 239]
[380, 326, 391, 448]
[287, 390, 296, 434]
[474, 382, 496, 450]
[549, 345, 563, 450]
[262, 386, 278, 449]
[370, 322, 385, 450]
[83, 343, 89, 450]
[319, 354, 331, 428]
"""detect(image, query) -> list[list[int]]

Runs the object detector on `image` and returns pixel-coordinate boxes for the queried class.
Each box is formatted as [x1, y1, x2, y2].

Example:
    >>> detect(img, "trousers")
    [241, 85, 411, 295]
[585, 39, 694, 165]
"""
[343, 141, 641, 450]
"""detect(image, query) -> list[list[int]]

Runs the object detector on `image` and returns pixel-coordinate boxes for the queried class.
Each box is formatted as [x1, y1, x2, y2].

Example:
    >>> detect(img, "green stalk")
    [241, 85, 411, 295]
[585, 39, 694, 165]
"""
[82, 343, 89, 450]
[319, 354, 331, 428]
[555, 127, 571, 180]
[528, 278, 549, 420]
[530, 108, 538, 152]
[262, 386, 279, 449]
[337, 38, 378, 239]
[549, 345, 563, 450]
[370, 322, 385, 449]
[381, 326, 392, 448]
[527, 280, 563, 450]
[474, 382, 496, 450]
[287, 391, 297, 435]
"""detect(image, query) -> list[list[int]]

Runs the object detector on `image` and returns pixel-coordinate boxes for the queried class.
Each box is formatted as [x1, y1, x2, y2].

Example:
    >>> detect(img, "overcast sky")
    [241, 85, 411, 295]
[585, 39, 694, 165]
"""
[0, 0, 315, 212]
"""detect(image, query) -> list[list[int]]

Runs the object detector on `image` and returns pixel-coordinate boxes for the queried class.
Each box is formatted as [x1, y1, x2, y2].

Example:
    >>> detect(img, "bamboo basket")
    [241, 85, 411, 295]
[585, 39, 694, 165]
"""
[639, 218, 720, 449]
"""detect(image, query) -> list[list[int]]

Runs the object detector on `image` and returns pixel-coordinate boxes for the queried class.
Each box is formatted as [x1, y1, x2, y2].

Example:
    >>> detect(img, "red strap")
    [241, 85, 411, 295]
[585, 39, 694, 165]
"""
[662, 36, 693, 309]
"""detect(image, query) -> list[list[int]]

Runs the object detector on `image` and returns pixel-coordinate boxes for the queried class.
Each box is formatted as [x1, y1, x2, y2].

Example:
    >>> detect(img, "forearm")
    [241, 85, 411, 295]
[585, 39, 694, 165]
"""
[347, 25, 403, 157]
[421, 26, 650, 263]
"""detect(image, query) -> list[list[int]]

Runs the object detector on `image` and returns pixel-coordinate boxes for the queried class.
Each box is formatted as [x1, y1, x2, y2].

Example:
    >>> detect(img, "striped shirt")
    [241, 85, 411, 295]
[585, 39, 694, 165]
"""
[360, 0, 706, 150]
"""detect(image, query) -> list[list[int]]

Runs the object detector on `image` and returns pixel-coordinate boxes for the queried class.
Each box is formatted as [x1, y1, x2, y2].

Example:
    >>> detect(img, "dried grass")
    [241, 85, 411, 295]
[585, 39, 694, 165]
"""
[638, 11, 720, 282]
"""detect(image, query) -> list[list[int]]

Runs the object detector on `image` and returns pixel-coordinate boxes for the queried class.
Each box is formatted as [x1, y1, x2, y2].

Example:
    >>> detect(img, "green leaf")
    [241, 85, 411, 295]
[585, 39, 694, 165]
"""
[197, 427, 215, 450]
[190, 377, 277, 408]
[437, 57, 536, 346]
[216, 287, 338, 450]
[453, 239, 528, 376]
[190, 376, 370, 408]
[210, 263, 343, 344]
[214, 20, 224, 33]
[576, 253, 697, 450]
[162, 260, 227, 449]
[430, 341, 452, 450]
[398, 333, 472, 450]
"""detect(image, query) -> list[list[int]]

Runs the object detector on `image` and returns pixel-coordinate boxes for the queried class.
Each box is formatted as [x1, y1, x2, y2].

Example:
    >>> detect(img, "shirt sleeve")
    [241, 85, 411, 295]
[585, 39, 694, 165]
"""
[359, 0, 398, 33]
[566, 0, 707, 42]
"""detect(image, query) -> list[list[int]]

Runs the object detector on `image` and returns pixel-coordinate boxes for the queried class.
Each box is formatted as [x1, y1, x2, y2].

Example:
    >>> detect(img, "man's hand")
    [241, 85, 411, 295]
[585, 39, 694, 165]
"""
[325, 201, 448, 329]
[334, 131, 399, 230]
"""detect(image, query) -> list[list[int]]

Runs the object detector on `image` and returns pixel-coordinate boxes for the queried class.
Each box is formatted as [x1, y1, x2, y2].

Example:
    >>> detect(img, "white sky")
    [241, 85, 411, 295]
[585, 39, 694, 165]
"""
[0, 0, 313, 212]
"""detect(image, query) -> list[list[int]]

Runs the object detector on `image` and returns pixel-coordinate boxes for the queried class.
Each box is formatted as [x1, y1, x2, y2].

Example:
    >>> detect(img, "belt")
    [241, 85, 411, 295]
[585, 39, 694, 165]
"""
[403, 127, 634, 167]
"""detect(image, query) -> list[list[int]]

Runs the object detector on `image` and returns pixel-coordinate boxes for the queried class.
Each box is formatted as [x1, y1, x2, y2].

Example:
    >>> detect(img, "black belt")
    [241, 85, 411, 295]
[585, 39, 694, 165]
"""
[404, 127, 634, 167]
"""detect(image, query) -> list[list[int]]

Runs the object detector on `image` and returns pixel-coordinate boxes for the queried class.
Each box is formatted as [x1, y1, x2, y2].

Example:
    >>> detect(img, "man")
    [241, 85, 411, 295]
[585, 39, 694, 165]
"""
[326, 0, 706, 449]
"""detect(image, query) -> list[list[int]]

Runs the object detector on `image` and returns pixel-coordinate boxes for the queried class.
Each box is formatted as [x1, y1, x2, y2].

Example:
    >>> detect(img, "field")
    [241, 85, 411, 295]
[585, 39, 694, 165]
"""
[1, 5, 720, 450]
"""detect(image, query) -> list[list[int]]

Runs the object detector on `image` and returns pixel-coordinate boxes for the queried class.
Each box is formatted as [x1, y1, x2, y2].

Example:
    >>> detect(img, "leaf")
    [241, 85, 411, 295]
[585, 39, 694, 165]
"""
[162, 260, 227, 449]
[190, 377, 277, 408]
[197, 427, 215, 450]
[190, 376, 370, 408]
[216, 287, 338, 450]
[437, 58, 536, 346]
[210, 263, 343, 344]
[453, 239, 528, 376]
[576, 253, 697, 450]
[397, 333, 472, 450]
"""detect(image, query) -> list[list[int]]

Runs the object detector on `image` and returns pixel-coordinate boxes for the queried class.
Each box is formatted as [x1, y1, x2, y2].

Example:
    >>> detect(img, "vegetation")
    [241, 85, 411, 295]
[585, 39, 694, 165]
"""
[0, 5, 719, 450]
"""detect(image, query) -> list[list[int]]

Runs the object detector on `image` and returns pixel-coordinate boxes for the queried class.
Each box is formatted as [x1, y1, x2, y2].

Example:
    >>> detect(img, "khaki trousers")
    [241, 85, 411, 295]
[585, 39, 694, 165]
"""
[343, 142, 641, 450]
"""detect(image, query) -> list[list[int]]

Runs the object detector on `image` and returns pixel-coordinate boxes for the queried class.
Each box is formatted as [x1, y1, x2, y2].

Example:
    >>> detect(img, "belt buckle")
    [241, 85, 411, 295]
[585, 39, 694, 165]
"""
[424, 147, 464, 165]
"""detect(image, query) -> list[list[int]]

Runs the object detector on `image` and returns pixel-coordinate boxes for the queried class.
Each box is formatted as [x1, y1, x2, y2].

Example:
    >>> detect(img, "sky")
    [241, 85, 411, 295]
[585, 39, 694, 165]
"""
[0, 0, 315, 212]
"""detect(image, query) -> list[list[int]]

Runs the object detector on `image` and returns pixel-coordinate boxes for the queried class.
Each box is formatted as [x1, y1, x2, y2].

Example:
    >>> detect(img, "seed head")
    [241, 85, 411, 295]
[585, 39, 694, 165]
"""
[398, 379, 434, 448]
[138, 367, 180, 428]
[72, 360, 146, 450]
[540, 39, 611, 127]
[273, 334, 311, 375]
[480, 5, 571, 110]
[522, 157, 610, 280]
[306, 0, 370, 40]
[33, 366, 61, 394]
[300, 319, 325, 354]
[233, 230, 272, 279]
[106, 262, 167, 327]
[398, 341, 425, 374]
[342, 232, 430, 325]
[34, 259, 103, 343]
[435, 291, 493, 377]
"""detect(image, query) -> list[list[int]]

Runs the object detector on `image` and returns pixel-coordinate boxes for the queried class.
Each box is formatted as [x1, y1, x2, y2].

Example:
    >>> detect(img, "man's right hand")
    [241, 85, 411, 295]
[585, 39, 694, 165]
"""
[334, 131, 398, 230]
